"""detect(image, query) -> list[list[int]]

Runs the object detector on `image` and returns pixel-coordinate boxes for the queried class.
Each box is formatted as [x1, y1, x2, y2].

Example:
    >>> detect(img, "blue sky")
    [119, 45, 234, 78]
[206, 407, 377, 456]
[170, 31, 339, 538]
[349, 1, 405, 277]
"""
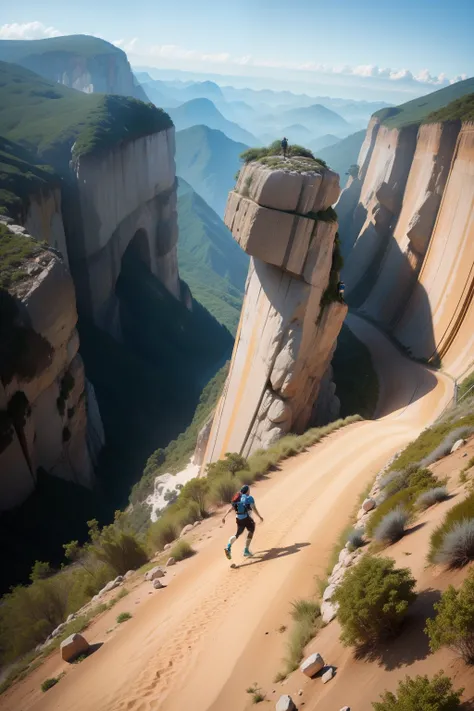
[1, 0, 473, 101]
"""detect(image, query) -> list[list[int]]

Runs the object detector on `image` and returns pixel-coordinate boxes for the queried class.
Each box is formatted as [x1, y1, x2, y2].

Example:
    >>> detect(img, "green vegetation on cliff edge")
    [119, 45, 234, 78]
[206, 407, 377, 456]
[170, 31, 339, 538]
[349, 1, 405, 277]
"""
[374, 76, 474, 128]
[426, 92, 474, 124]
[0, 61, 171, 170]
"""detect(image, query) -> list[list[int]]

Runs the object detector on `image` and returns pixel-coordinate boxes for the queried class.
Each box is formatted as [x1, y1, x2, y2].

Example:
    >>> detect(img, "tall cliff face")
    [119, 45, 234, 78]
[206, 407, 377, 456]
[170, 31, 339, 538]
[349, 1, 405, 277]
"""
[0, 220, 100, 510]
[338, 114, 474, 381]
[71, 128, 181, 333]
[0, 35, 147, 101]
[202, 161, 347, 464]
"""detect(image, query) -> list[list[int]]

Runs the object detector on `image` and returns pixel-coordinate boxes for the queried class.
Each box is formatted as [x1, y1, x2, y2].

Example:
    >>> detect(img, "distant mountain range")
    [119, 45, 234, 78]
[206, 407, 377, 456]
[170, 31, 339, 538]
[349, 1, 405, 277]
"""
[175, 125, 248, 217]
[317, 131, 366, 187]
[168, 98, 260, 146]
[177, 178, 248, 334]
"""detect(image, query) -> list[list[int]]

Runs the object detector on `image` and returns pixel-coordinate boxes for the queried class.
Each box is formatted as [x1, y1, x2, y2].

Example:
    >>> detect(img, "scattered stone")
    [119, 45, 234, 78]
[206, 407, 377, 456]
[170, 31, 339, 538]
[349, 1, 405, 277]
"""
[193, 520, 201, 527]
[298, 689, 303, 696]
[124, 570, 134, 579]
[338, 549, 355, 567]
[153, 579, 164, 590]
[321, 601, 338, 624]
[451, 439, 466, 454]
[340, 707, 351, 711]
[463, 452, 468, 457]
[322, 667, 335, 684]
[164, 543, 171, 551]
[362, 498, 376, 512]
[166, 557, 176, 567]
[145, 566, 165, 582]
[60, 633, 90, 663]
[300, 652, 324, 678]
[276, 694, 297, 711]
[99, 579, 121, 595]
[180, 524, 193, 536]
[66, 613, 76, 624]
[51, 623, 67, 639]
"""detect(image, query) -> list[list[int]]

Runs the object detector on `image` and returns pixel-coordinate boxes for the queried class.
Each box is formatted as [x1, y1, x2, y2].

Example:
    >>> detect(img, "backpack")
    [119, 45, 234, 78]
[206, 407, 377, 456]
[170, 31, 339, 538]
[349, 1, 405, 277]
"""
[232, 492, 250, 516]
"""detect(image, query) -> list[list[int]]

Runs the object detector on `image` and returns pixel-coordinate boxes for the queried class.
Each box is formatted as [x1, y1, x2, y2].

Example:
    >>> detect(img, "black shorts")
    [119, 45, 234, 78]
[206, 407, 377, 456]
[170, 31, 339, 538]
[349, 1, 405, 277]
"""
[235, 516, 255, 537]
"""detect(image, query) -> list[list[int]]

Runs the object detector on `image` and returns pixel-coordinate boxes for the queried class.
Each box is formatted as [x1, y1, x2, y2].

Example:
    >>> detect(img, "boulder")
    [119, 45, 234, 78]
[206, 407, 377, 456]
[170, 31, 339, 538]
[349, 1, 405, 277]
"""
[322, 667, 335, 684]
[166, 557, 176, 567]
[300, 652, 324, 678]
[451, 439, 466, 454]
[153, 579, 164, 590]
[180, 524, 193, 536]
[338, 548, 355, 567]
[164, 543, 171, 551]
[99, 579, 120, 595]
[276, 694, 297, 711]
[124, 570, 134, 579]
[51, 623, 67, 639]
[193, 520, 201, 527]
[145, 566, 165, 582]
[323, 584, 336, 602]
[60, 633, 89, 663]
[113, 575, 124, 585]
[362, 498, 376, 512]
[321, 601, 338, 624]
[340, 708, 351, 711]
[66, 613, 76, 624]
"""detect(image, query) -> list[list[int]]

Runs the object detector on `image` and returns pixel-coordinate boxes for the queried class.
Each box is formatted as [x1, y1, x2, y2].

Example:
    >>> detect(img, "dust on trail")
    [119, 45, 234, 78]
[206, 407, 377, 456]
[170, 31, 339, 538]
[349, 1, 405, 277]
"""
[4, 314, 453, 711]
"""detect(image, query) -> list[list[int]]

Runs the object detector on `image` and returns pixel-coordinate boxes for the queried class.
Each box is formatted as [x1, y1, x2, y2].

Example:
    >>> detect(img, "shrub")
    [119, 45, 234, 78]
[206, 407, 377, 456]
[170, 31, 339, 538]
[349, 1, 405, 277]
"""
[333, 556, 416, 648]
[379, 470, 403, 490]
[41, 676, 61, 693]
[281, 599, 321, 676]
[236, 468, 257, 486]
[206, 452, 248, 479]
[170, 540, 195, 562]
[373, 507, 408, 544]
[116, 612, 132, 624]
[86, 515, 148, 575]
[426, 571, 474, 663]
[419, 427, 473, 467]
[147, 516, 180, 551]
[429, 490, 474, 564]
[416, 487, 449, 510]
[209, 473, 237, 505]
[347, 528, 365, 549]
[433, 520, 474, 568]
[176, 478, 209, 518]
[372, 672, 463, 711]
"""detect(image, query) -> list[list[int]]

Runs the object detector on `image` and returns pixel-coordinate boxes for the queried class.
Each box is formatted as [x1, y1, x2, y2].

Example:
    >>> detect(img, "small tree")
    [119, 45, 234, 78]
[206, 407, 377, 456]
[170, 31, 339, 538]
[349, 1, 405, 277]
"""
[346, 164, 359, 178]
[425, 571, 474, 663]
[333, 555, 416, 648]
[178, 478, 209, 518]
[30, 561, 53, 582]
[372, 672, 463, 711]
[206, 452, 248, 479]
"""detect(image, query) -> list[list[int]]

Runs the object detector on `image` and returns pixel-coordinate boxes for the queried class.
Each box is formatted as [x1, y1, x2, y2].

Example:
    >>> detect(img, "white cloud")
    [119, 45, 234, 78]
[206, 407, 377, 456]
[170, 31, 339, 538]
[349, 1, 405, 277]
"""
[120, 38, 464, 90]
[0, 21, 62, 40]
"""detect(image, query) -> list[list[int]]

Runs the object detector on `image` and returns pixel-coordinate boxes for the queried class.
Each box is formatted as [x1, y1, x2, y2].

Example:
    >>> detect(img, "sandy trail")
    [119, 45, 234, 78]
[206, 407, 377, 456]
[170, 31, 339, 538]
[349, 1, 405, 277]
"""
[5, 314, 453, 711]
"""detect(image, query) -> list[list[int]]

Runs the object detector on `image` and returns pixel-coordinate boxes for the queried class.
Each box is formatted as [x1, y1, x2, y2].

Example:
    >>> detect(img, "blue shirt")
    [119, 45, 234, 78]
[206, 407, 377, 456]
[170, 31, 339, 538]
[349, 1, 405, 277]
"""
[236, 494, 255, 519]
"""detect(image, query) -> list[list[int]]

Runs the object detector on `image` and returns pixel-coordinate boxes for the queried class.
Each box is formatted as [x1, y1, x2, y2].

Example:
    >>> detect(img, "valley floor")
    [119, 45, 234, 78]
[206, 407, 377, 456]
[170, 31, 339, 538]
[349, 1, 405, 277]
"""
[1, 315, 457, 711]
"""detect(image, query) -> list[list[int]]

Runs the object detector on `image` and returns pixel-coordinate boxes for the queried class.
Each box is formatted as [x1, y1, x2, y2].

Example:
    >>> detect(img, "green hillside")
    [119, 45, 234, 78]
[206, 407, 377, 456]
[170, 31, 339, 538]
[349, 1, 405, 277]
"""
[374, 76, 474, 128]
[0, 35, 147, 101]
[426, 92, 474, 123]
[176, 125, 248, 216]
[0, 61, 170, 172]
[177, 178, 248, 333]
[317, 130, 365, 186]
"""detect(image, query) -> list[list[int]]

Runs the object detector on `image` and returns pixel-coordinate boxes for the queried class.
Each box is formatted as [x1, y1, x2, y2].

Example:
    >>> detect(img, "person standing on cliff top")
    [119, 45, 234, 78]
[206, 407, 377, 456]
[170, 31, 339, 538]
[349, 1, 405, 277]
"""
[222, 485, 263, 559]
[281, 137, 288, 158]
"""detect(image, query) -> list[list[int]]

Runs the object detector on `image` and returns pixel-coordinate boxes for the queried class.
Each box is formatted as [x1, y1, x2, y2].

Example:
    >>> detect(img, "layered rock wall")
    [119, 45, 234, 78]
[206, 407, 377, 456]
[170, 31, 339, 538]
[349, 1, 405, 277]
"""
[71, 128, 181, 330]
[0, 221, 100, 510]
[338, 117, 474, 380]
[202, 162, 346, 464]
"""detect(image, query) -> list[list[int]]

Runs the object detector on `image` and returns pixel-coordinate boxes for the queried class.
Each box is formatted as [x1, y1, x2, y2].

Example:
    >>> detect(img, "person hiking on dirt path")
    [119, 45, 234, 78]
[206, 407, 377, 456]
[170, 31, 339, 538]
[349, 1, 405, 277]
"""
[222, 484, 263, 559]
[281, 136, 288, 158]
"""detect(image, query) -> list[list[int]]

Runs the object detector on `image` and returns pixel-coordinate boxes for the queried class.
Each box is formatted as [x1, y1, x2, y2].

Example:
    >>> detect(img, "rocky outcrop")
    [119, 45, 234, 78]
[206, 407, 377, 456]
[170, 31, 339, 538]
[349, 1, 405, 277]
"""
[339, 116, 474, 380]
[71, 128, 181, 331]
[202, 162, 347, 464]
[0, 221, 100, 510]
[0, 36, 147, 101]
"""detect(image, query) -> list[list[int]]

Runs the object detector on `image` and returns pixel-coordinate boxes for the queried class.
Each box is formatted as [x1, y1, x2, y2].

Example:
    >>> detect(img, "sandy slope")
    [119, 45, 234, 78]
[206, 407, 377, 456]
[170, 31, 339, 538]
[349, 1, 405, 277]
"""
[2, 314, 454, 711]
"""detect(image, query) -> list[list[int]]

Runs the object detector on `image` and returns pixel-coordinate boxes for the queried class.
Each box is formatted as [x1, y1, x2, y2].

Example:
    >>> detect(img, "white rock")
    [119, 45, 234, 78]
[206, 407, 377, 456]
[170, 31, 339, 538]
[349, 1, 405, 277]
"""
[66, 613, 76, 624]
[153, 579, 164, 590]
[193, 520, 201, 527]
[145, 566, 165, 582]
[321, 601, 338, 624]
[340, 707, 351, 711]
[322, 667, 335, 684]
[164, 543, 171, 551]
[166, 557, 176, 567]
[338, 548, 355, 567]
[300, 652, 324, 678]
[276, 694, 297, 711]
[124, 570, 134, 579]
[114, 575, 124, 584]
[51, 623, 66, 638]
[180, 524, 193, 536]
[362, 498, 376, 512]
[60, 633, 89, 663]
[451, 439, 466, 454]
[99, 579, 120, 595]
[323, 584, 336, 602]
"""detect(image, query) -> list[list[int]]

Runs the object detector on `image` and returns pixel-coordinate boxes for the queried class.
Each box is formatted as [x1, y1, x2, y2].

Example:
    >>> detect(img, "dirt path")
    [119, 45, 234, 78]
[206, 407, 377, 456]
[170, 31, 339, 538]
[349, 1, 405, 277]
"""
[2, 315, 454, 711]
